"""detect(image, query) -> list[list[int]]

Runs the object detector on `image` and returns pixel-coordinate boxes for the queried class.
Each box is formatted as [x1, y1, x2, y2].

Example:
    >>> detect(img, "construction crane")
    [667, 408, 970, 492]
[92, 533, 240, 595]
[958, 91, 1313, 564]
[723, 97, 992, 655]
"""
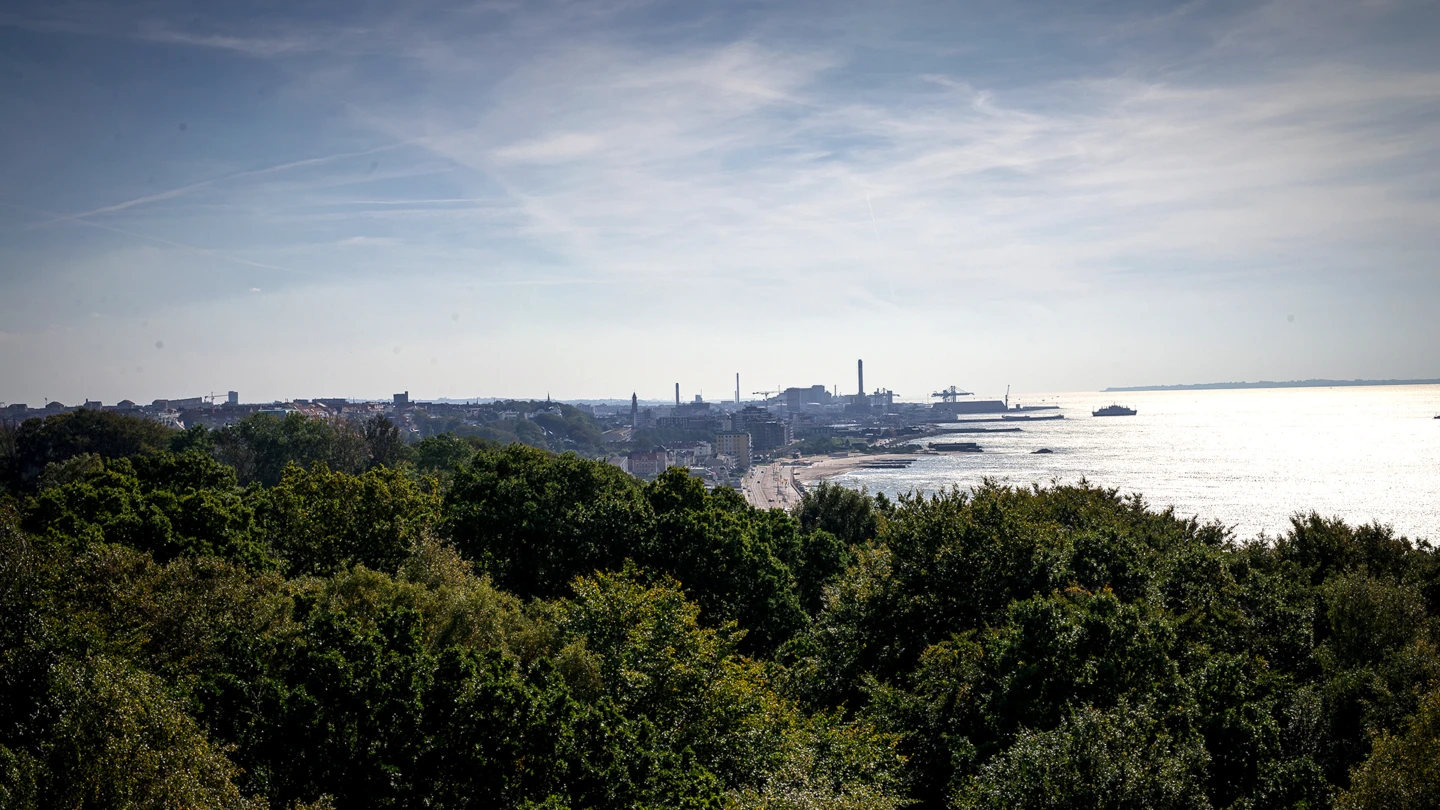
[752, 390, 778, 400]
[930, 385, 973, 403]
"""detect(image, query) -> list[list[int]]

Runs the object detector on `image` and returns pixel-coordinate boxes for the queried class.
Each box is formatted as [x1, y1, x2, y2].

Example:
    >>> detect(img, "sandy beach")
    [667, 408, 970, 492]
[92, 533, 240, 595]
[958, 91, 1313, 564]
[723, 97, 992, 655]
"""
[789, 453, 924, 486]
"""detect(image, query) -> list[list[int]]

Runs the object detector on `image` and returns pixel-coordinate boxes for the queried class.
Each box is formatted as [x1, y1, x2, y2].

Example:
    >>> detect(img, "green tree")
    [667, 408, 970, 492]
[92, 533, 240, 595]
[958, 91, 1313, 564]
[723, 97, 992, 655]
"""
[1337, 686, 1440, 810]
[363, 415, 411, 469]
[254, 462, 440, 577]
[39, 655, 260, 810]
[951, 703, 1209, 810]
[794, 482, 885, 547]
[4, 410, 173, 492]
[442, 444, 652, 599]
[22, 456, 268, 567]
[413, 433, 488, 474]
[211, 413, 367, 486]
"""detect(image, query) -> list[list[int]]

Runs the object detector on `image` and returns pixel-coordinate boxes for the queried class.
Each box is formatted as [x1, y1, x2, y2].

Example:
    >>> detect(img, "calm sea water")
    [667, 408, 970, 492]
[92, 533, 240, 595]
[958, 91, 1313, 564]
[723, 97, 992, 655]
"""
[825, 385, 1440, 542]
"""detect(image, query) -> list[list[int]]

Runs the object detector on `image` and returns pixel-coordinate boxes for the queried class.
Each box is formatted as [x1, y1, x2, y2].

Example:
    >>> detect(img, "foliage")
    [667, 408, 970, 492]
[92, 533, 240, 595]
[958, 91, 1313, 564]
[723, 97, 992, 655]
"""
[22, 454, 271, 567]
[951, 702, 1209, 810]
[2, 409, 174, 492]
[253, 462, 441, 577]
[6, 412, 1440, 810]
[211, 412, 368, 487]
[413, 401, 605, 454]
[363, 416, 412, 469]
[443, 443, 653, 600]
[413, 433, 494, 474]
[795, 481, 887, 547]
[1337, 685, 1440, 810]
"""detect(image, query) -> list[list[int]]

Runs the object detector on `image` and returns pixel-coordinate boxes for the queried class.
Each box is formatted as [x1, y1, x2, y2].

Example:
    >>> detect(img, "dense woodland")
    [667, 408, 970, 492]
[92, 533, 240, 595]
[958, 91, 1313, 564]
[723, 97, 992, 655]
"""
[1, 409, 1438, 809]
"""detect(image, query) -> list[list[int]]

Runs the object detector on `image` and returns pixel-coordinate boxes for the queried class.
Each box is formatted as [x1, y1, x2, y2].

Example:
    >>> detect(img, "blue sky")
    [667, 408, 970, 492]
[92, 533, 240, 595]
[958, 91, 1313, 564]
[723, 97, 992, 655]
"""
[2, 0, 1438, 404]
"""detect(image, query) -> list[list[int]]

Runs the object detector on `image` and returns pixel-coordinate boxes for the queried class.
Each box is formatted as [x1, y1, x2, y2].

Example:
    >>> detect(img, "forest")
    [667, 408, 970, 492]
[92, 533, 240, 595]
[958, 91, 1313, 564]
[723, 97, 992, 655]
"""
[1, 408, 1438, 809]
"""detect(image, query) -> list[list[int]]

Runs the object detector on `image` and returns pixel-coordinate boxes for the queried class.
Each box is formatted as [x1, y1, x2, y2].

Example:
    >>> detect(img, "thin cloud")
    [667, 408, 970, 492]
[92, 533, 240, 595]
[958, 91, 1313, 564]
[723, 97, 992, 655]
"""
[29, 142, 418, 229]
[0, 202, 306, 276]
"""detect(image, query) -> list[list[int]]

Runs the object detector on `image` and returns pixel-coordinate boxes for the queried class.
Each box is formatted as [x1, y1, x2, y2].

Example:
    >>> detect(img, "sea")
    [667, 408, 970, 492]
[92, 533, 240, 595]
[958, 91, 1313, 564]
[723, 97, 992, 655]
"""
[823, 385, 1440, 543]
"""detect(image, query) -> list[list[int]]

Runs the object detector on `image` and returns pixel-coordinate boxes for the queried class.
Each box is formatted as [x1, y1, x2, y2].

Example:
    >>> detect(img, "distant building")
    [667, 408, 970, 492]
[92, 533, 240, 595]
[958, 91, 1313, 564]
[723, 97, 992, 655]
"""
[394, 391, 410, 407]
[784, 385, 831, 411]
[674, 395, 713, 418]
[154, 411, 184, 429]
[635, 408, 656, 429]
[227, 391, 239, 406]
[627, 450, 671, 478]
[676, 441, 712, 460]
[731, 405, 771, 430]
[670, 441, 713, 467]
[656, 415, 722, 431]
[748, 420, 791, 454]
[715, 431, 751, 461]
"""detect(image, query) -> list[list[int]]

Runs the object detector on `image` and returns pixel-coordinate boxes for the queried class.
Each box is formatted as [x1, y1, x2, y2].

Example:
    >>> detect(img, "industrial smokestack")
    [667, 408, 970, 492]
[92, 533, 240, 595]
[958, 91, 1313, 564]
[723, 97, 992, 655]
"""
[675, 383, 680, 407]
[857, 359, 864, 397]
[735, 373, 740, 404]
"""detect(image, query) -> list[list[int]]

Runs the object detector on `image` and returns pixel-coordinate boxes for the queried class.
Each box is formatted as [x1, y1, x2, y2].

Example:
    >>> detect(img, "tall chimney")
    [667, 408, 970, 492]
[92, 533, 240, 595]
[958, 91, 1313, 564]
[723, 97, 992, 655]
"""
[675, 383, 680, 407]
[735, 373, 740, 404]
[857, 359, 864, 397]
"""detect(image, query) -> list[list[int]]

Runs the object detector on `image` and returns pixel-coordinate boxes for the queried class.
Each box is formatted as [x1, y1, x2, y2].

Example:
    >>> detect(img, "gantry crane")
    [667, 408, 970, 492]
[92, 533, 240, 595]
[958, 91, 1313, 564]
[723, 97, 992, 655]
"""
[930, 385, 973, 402]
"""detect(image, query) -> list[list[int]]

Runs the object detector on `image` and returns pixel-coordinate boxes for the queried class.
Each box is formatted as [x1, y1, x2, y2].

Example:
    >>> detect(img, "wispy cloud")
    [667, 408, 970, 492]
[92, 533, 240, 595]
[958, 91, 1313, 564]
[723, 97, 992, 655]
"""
[3, 0, 1439, 401]
[28, 142, 417, 229]
[351, 26, 1439, 301]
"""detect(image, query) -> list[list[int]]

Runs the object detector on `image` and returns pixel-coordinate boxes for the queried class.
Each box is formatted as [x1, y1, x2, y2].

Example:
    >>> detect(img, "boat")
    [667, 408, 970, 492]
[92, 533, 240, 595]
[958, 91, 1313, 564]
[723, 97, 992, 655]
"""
[1011, 404, 1061, 411]
[929, 441, 983, 452]
[1093, 404, 1137, 417]
[1032, 448, 1054, 454]
[1001, 414, 1064, 421]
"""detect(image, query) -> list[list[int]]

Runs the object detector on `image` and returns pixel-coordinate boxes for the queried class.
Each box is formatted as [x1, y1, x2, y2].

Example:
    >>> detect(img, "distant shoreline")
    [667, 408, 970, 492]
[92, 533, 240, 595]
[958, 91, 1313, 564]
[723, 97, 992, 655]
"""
[1104, 378, 1440, 393]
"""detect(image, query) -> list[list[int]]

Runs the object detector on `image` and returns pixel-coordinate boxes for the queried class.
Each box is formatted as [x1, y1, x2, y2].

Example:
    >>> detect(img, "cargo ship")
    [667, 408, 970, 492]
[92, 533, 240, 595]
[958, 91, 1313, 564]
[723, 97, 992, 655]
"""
[1092, 404, 1137, 417]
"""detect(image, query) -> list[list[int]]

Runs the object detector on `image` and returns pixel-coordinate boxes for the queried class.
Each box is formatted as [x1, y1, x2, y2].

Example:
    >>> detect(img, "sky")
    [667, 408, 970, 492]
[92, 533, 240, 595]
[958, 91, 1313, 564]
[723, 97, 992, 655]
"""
[1, 0, 1438, 405]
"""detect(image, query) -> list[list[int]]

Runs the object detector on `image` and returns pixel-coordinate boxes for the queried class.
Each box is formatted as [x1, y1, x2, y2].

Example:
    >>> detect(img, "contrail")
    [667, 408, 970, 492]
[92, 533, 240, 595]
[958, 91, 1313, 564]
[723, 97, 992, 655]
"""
[28, 141, 414, 230]
[866, 194, 881, 243]
[1, 201, 305, 275]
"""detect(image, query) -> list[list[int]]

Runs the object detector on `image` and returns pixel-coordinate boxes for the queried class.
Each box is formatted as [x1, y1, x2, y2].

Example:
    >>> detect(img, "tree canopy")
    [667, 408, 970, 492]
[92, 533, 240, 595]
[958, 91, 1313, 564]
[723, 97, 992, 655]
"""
[2, 410, 1438, 809]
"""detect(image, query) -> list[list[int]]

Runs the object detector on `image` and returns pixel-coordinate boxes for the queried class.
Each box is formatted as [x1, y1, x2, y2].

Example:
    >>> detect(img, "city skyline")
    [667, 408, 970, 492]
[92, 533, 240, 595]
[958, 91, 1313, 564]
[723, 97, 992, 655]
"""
[3, 0, 1439, 404]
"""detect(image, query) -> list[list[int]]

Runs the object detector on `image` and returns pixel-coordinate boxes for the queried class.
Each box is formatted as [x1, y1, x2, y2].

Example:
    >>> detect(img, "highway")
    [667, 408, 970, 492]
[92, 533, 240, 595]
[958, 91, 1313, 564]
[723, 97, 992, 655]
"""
[740, 461, 803, 511]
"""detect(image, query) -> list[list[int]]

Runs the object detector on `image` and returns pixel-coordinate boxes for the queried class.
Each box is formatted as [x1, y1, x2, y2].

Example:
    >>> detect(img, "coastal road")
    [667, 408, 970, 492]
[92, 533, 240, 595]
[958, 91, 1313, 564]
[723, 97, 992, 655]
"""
[741, 462, 803, 511]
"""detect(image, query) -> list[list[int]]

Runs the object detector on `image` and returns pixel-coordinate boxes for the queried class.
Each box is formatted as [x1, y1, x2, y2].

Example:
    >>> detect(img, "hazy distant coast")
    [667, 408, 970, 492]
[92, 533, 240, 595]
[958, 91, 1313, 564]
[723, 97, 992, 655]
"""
[1104, 378, 1440, 392]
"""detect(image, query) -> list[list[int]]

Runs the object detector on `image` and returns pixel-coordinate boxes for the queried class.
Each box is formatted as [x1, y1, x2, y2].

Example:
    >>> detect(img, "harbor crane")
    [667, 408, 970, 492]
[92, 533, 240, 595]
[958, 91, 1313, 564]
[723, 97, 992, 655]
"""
[930, 385, 974, 402]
